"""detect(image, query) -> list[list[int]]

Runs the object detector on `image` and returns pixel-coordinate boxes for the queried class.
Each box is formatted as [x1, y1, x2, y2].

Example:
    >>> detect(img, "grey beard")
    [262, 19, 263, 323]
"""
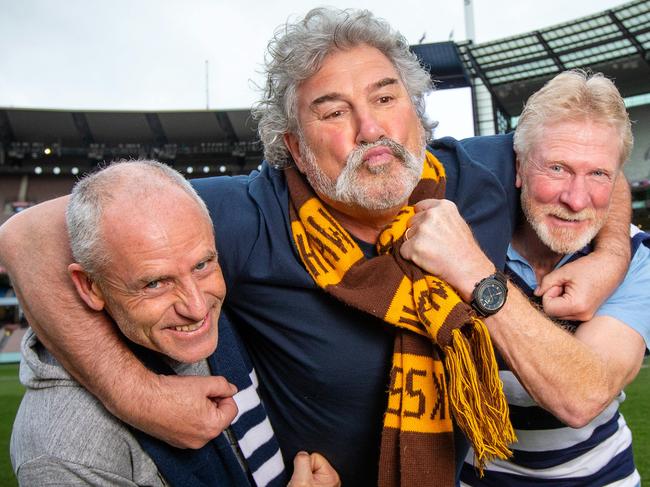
[300, 137, 424, 211]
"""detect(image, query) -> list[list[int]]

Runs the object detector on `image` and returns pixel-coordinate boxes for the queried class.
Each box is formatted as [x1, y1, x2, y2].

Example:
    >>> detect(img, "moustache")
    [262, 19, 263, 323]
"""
[346, 138, 409, 169]
[545, 206, 596, 222]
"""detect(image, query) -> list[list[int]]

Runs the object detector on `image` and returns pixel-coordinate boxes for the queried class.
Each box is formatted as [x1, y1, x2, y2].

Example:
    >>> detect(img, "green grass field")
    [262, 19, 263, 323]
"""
[0, 360, 648, 485]
[620, 358, 650, 481]
[1, 363, 22, 487]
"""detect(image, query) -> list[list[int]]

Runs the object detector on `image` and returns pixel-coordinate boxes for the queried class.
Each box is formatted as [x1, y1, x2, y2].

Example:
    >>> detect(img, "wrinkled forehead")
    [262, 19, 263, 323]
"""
[526, 119, 625, 167]
[298, 45, 403, 99]
[99, 196, 215, 275]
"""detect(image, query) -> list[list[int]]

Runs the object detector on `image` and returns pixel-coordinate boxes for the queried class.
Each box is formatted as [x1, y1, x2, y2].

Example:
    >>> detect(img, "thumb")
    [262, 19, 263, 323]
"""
[541, 288, 571, 318]
[309, 452, 328, 473]
[202, 375, 238, 398]
[538, 284, 563, 299]
[201, 376, 239, 428]
[289, 451, 313, 486]
[535, 267, 568, 296]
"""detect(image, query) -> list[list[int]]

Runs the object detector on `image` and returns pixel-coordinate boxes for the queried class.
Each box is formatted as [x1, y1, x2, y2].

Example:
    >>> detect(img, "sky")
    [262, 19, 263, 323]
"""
[0, 0, 629, 139]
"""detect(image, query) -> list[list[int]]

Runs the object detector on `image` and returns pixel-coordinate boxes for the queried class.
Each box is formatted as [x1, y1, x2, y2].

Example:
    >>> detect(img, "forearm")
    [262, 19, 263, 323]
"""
[445, 257, 616, 426]
[487, 286, 614, 427]
[0, 198, 152, 418]
[400, 199, 639, 426]
[593, 174, 631, 260]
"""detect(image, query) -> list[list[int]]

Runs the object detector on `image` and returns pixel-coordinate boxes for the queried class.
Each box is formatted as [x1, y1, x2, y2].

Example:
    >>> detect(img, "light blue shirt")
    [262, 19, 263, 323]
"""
[506, 228, 650, 347]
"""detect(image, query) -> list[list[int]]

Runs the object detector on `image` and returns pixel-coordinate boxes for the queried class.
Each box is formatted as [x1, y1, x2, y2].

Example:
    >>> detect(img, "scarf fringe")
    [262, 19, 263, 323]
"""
[444, 318, 516, 475]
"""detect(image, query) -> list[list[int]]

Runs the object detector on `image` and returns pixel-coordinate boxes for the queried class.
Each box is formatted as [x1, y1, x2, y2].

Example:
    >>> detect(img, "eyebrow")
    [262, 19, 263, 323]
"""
[373, 77, 399, 90]
[309, 77, 400, 110]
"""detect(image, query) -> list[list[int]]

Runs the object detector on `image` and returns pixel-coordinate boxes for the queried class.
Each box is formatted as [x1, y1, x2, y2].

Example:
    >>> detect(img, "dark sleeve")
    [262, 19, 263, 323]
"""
[431, 133, 519, 270]
[190, 175, 261, 288]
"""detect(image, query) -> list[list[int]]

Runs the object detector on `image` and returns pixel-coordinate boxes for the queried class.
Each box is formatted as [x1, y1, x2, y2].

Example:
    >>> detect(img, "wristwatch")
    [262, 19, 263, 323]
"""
[470, 270, 508, 317]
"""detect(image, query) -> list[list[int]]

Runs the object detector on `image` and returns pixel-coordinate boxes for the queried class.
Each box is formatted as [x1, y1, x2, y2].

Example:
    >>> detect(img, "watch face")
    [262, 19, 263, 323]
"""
[477, 280, 507, 312]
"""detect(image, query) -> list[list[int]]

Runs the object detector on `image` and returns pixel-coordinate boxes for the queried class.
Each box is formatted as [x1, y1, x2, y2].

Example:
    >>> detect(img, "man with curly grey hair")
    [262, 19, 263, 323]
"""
[0, 8, 632, 487]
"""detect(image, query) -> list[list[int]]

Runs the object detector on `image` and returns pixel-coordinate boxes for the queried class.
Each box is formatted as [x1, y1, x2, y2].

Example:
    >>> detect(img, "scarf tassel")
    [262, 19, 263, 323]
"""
[443, 318, 516, 475]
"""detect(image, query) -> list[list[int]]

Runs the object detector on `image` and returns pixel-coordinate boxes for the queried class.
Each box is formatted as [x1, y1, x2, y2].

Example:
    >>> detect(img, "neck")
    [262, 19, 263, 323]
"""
[511, 218, 564, 284]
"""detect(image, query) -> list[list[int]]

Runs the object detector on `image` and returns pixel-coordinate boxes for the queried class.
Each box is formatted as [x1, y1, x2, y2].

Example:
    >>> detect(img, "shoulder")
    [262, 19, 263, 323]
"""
[191, 164, 290, 285]
[431, 133, 515, 173]
[595, 229, 650, 346]
[12, 381, 159, 484]
[14, 455, 166, 487]
[430, 134, 518, 269]
[190, 162, 287, 211]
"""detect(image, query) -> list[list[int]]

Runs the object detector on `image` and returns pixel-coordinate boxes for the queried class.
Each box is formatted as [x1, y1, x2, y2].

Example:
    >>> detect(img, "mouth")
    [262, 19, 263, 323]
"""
[362, 146, 395, 168]
[548, 214, 589, 224]
[167, 311, 211, 334]
[172, 322, 204, 332]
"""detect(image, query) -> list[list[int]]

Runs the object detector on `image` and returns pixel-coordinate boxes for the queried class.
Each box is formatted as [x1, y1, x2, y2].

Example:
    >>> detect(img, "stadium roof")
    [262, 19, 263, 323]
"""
[460, 0, 650, 116]
[2, 0, 649, 153]
[0, 108, 257, 147]
[415, 0, 650, 117]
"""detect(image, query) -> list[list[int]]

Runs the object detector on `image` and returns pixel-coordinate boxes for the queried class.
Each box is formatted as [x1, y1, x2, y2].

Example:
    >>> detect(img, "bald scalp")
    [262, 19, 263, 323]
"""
[66, 160, 212, 280]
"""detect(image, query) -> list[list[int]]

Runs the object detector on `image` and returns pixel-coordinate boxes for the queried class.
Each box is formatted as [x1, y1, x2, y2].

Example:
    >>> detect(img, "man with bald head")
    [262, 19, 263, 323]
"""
[10, 161, 338, 487]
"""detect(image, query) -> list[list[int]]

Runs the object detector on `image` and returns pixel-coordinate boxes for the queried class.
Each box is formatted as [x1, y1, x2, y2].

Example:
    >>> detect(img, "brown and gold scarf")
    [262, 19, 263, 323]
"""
[286, 151, 515, 486]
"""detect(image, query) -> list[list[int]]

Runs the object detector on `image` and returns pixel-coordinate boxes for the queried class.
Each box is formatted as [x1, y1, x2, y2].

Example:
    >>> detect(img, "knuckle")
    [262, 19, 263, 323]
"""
[440, 199, 457, 212]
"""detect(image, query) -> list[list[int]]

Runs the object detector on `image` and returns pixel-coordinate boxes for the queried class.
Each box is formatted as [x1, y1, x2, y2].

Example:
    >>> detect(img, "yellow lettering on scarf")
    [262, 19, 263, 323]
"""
[384, 353, 452, 433]
[293, 198, 363, 287]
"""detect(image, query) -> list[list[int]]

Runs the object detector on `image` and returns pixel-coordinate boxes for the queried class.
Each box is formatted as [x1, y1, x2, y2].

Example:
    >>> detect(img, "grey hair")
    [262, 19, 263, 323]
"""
[66, 159, 211, 279]
[514, 69, 633, 165]
[252, 7, 435, 168]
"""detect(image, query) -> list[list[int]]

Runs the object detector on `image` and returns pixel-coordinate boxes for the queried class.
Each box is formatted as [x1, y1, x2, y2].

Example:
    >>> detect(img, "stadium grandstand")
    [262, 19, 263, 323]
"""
[1, 0, 649, 231]
[0, 268, 23, 363]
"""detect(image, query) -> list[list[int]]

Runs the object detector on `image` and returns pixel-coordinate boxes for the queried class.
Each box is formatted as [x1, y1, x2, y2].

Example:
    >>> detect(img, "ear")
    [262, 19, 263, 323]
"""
[68, 263, 106, 312]
[283, 132, 305, 173]
[515, 157, 523, 189]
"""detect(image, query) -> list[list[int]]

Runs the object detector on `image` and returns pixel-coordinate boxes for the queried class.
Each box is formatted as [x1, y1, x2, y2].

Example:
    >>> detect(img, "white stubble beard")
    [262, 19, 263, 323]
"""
[520, 183, 608, 255]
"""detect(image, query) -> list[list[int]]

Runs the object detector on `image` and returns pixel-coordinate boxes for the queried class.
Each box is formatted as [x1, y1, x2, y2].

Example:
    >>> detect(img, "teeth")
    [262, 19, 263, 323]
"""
[173, 322, 201, 332]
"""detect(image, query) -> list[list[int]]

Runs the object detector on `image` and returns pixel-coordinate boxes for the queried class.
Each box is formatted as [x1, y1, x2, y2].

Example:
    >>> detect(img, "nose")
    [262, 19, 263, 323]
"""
[559, 176, 590, 212]
[174, 278, 208, 322]
[355, 106, 386, 145]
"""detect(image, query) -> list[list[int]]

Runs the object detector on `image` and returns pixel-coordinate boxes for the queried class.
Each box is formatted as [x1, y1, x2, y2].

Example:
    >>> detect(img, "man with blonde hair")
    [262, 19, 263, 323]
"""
[402, 70, 649, 485]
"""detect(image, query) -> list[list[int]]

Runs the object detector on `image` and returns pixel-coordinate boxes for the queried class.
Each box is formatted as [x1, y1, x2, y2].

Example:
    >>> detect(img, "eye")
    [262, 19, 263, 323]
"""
[195, 261, 207, 271]
[550, 164, 563, 172]
[145, 280, 160, 289]
[324, 109, 344, 120]
[377, 95, 393, 104]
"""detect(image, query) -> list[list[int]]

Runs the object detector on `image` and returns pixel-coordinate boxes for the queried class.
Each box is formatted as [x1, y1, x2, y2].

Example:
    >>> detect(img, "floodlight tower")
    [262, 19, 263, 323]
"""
[463, 0, 481, 136]
[464, 0, 475, 41]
